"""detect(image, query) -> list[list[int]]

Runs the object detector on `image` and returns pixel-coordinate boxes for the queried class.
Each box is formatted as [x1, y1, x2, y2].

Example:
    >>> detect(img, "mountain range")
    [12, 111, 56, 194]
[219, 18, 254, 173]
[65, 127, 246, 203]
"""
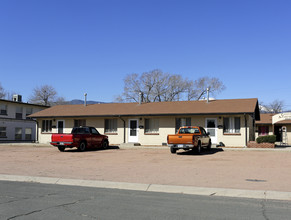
[68, 99, 105, 105]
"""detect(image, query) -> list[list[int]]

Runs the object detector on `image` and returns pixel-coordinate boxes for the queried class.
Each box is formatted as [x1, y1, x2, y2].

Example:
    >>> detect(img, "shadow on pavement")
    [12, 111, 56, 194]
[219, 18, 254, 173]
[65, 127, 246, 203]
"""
[176, 148, 224, 156]
[275, 145, 291, 148]
[62, 145, 120, 153]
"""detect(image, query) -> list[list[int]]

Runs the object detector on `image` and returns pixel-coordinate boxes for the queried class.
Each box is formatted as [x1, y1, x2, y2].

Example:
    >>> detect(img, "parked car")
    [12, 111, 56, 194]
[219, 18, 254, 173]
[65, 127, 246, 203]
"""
[167, 126, 211, 154]
[51, 126, 109, 152]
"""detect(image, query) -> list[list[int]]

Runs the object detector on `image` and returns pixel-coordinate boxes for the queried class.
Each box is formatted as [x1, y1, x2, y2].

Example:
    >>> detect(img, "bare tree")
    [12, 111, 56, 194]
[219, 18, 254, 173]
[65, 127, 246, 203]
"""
[121, 73, 142, 103]
[0, 83, 6, 99]
[53, 97, 67, 106]
[0, 83, 20, 101]
[161, 74, 188, 101]
[116, 70, 225, 103]
[117, 70, 189, 103]
[187, 77, 226, 101]
[29, 85, 65, 106]
[264, 100, 284, 113]
[5, 91, 17, 101]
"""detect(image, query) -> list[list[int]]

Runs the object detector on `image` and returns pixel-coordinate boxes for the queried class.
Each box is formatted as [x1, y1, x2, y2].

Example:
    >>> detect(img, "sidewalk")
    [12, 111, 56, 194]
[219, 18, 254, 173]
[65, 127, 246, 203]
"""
[1, 174, 291, 201]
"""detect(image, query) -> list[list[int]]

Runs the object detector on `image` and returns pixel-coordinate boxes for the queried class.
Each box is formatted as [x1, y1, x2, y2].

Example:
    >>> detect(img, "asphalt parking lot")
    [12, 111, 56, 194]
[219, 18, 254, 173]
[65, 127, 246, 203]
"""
[1, 144, 291, 193]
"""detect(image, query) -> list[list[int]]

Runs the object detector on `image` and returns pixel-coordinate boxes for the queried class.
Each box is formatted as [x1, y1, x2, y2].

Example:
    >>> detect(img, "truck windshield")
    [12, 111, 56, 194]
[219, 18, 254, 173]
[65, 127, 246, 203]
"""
[179, 128, 199, 134]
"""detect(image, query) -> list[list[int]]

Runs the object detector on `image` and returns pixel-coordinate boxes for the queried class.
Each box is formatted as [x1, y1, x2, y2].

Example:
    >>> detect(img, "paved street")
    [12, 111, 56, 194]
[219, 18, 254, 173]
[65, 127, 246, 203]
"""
[1, 180, 291, 220]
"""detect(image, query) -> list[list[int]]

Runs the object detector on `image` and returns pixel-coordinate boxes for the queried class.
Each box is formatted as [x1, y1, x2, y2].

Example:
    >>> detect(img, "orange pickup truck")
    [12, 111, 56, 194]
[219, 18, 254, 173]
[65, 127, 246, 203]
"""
[167, 126, 211, 154]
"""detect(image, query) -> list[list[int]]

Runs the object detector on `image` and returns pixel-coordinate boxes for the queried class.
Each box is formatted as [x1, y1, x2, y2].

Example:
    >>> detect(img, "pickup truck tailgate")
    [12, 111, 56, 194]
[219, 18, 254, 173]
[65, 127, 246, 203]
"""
[168, 134, 194, 144]
[51, 134, 73, 144]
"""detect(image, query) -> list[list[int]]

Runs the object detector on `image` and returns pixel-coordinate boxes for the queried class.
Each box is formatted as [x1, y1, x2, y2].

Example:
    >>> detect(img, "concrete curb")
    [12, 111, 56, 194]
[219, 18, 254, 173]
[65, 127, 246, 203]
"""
[1, 174, 291, 201]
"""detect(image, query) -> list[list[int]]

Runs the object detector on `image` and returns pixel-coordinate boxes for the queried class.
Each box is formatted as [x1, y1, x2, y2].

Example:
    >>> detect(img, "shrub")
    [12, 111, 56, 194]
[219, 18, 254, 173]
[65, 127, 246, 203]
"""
[256, 135, 276, 144]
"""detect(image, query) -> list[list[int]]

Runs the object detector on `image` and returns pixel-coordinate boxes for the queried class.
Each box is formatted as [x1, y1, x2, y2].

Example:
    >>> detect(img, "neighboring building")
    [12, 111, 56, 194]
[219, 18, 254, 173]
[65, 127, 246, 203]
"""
[256, 112, 291, 145]
[29, 98, 260, 147]
[0, 95, 49, 142]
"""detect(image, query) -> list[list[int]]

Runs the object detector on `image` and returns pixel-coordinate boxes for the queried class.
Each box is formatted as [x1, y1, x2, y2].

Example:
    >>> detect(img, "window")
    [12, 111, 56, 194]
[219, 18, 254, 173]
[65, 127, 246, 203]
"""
[15, 107, 23, 119]
[15, 128, 22, 140]
[90, 127, 100, 135]
[179, 127, 200, 134]
[105, 119, 117, 133]
[201, 127, 208, 136]
[223, 117, 241, 134]
[74, 119, 86, 127]
[42, 120, 52, 133]
[0, 127, 6, 138]
[176, 117, 191, 133]
[258, 126, 269, 136]
[0, 104, 7, 115]
[145, 118, 159, 134]
[26, 108, 33, 118]
[25, 128, 32, 140]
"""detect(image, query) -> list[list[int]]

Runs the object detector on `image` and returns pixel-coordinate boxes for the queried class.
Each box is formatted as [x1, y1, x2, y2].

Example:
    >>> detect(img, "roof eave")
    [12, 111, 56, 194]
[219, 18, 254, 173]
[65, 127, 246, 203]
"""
[30, 112, 257, 119]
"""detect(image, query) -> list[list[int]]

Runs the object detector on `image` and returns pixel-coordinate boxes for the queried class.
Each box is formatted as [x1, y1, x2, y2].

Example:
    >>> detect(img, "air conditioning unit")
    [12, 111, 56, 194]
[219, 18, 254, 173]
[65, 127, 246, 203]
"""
[13, 94, 22, 102]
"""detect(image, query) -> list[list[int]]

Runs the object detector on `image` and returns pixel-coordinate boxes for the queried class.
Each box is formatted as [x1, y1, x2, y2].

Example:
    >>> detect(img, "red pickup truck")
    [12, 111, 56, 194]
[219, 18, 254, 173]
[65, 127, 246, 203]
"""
[51, 126, 109, 152]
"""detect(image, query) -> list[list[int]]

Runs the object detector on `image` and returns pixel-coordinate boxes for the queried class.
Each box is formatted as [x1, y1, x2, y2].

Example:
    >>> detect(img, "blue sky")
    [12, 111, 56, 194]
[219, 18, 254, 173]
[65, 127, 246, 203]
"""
[0, 0, 290, 108]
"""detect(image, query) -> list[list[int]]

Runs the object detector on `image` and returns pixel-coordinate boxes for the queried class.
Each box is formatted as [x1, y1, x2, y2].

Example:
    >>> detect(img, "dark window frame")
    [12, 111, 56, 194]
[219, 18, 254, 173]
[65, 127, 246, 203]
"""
[0, 127, 6, 138]
[223, 117, 241, 134]
[104, 119, 117, 133]
[42, 120, 52, 133]
[145, 118, 159, 134]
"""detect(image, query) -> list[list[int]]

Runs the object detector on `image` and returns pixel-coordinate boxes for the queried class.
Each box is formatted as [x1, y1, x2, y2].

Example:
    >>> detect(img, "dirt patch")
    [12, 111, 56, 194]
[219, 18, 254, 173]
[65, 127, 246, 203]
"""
[1, 144, 291, 192]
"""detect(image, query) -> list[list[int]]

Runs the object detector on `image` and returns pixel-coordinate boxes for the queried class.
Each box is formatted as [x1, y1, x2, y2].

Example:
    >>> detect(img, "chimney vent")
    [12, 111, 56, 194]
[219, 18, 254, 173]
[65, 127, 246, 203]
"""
[84, 93, 87, 106]
[139, 92, 143, 105]
[13, 94, 22, 102]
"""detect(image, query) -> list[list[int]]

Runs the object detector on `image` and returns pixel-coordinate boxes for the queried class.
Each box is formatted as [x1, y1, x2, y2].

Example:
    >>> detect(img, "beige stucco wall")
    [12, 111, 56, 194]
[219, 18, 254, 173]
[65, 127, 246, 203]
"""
[215, 114, 254, 147]
[36, 114, 255, 147]
[137, 116, 175, 145]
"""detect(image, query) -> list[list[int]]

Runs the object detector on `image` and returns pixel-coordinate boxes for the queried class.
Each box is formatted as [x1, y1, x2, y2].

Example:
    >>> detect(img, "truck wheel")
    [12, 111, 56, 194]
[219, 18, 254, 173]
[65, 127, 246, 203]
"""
[170, 146, 176, 154]
[78, 142, 87, 152]
[102, 141, 108, 149]
[58, 146, 65, 152]
[196, 142, 201, 154]
[207, 140, 212, 150]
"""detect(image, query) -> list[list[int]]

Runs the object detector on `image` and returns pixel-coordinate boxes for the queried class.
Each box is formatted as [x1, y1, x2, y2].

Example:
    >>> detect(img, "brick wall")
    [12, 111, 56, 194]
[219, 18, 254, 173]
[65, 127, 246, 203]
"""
[247, 141, 275, 148]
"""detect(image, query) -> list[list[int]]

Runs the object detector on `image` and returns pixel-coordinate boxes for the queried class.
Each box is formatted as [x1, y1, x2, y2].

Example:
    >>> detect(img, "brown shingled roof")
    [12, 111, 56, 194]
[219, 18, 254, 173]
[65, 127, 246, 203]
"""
[255, 113, 274, 124]
[29, 98, 260, 119]
[255, 113, 291, 125]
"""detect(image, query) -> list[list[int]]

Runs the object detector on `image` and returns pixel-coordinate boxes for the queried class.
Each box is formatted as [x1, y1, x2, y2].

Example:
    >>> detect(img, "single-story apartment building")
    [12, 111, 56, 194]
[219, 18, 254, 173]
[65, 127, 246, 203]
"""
[29, 98, 260, 147]
[255, 112, 291, 145]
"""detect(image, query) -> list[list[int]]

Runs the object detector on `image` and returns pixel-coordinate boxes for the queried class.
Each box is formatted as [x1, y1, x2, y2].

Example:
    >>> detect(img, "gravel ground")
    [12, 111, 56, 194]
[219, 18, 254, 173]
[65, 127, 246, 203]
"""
[1, 144, 291, 192]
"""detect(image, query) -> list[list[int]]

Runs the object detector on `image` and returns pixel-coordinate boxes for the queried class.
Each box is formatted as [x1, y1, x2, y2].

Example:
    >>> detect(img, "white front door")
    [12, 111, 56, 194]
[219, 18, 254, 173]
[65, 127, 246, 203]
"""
[205, 118, 217, 144]
[128, 119, 139, 143]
